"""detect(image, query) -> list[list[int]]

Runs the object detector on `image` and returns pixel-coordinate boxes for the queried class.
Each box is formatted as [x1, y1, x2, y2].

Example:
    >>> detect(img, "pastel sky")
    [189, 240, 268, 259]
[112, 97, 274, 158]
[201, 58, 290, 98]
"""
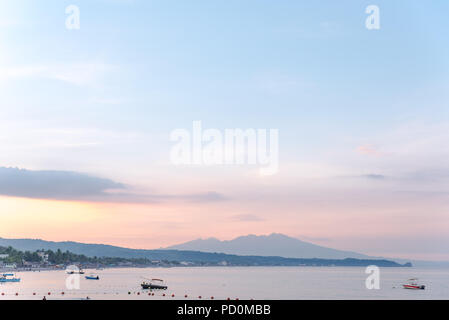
[1, 0, 448, 260]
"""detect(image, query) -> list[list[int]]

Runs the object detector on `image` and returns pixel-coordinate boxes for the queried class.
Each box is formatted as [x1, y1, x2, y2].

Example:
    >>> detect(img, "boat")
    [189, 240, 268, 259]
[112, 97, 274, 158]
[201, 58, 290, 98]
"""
[0, 273, 21, 283]
[141, 278, 167, 290]
[85, 274, 100, 280]
[66, 268, 85, 275]
[402, 278, 425, 290]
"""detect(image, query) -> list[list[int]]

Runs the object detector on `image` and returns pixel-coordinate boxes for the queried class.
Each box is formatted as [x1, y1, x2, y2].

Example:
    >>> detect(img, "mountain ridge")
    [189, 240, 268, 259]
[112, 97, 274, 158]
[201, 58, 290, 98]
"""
[1, 234, 446, 267]
[0, 236, 409, 267]
[165, 233, 371, 259]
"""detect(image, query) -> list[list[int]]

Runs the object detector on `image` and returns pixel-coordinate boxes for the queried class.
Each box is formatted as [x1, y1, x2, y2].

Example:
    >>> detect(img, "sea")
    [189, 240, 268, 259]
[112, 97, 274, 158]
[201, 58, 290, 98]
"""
[1, 266, 448, 300]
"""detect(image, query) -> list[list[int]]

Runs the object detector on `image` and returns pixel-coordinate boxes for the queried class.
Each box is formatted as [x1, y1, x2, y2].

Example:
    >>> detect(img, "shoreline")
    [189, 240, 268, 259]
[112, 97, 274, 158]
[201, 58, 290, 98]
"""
[1, 264, 421, 274]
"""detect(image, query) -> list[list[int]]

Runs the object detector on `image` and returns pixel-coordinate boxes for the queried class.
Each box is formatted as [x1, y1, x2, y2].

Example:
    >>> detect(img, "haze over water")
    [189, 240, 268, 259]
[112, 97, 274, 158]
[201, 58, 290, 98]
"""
[1, 267, 448, 300]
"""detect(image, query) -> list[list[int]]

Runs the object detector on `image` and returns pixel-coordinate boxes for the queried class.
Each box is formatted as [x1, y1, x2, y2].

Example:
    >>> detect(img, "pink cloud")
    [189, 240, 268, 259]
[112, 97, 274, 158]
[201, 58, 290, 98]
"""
[356, 144, 383, 157]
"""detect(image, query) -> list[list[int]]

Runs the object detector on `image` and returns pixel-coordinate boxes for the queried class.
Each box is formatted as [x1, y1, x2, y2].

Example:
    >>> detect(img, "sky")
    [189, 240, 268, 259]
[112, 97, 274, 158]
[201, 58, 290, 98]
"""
[0, 0, 449, 260]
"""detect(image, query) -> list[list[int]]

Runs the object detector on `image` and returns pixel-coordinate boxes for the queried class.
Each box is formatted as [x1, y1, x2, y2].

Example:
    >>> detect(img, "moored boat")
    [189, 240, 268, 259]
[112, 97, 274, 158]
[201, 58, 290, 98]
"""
[141, 278, 167, 290]
[402, 278, 425, 290]
[66, 268, 85, 275]
[85, 274, 100, 280]
[0, 273, 21, 283]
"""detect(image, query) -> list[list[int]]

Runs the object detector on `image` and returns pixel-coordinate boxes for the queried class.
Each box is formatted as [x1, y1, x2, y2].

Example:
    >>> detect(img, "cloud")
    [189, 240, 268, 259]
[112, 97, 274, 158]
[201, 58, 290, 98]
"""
[361, 174, 386, 180]
[0, 62, 115, 86]
[231, 214, 264, 222]
[0, 167, 226, 203]
[0, 167, 125, 200]
[356, 144, 383, 157]
[337, 173, 387, 180]
[137, 191, 226, 203]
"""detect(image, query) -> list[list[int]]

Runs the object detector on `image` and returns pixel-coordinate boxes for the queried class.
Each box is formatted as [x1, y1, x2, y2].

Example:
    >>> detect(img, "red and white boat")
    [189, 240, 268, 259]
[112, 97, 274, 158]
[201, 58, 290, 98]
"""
[402, 278, 425, 290]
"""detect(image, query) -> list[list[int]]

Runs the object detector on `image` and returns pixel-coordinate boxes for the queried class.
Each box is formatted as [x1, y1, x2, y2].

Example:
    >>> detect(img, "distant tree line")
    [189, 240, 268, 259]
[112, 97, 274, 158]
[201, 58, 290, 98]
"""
[0, 246, 165, 266]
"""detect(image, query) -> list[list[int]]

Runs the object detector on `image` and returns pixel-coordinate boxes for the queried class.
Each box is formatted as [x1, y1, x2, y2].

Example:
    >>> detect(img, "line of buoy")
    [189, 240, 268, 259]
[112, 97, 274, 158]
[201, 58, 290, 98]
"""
[0, 290, 249, 300]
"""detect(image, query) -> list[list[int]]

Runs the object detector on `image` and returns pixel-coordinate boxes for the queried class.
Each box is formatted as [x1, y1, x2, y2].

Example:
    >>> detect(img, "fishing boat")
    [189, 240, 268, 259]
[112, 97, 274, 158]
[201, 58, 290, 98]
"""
[141, 278, 167, 290]
[402, 278, 425, 290]
[66, 268, 85, 275]
[0, 273, 21, 283]
[85, 274, 100, 280]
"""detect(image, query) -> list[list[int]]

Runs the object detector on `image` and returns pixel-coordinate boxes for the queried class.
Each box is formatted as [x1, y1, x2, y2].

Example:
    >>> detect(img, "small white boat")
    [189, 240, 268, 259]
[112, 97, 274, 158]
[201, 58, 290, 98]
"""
[141, 278, 167, 290]
[402, 278, 425, 290]
[85, 274, 100, 280]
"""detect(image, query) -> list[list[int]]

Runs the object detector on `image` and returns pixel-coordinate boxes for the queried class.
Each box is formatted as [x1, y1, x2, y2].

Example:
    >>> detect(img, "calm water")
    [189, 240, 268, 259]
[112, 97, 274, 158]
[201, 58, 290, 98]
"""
[1, 267, 448, 300]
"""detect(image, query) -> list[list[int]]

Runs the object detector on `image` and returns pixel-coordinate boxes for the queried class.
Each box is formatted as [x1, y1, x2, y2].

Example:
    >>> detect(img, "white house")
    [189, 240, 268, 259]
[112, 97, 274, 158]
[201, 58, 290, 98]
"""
[37, 252, 49, 262]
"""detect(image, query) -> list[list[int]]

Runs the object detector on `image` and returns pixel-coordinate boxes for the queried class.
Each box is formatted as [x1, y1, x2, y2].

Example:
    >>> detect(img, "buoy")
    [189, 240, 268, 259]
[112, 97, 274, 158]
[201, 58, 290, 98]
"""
[211, 296, 214, 300]
[61, 292, 65, 295]
[162, 293, 165, 296]
[15, 293, 18, 296]
[198, 296, 202, 299]
[235, 298, 239, 300]
[33, 293, 36, 296]
[137, 292, 140, 295]
[227, 297, 230, 300]
[148, 293, 151, 296]
[128, 292, 131, 295]
[185, 294, 188, 298]
[48, 292, 51, 295]
[171, 294, 175, 297]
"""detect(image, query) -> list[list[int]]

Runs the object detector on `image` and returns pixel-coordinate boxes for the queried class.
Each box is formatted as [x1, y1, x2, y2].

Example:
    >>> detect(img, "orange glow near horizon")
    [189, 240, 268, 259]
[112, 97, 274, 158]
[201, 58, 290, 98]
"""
[2, 195, 449, 261]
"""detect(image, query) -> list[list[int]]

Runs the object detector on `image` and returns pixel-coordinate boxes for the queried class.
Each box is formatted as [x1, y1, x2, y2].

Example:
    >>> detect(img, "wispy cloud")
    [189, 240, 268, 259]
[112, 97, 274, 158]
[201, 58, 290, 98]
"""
[356, 144, 384, 157]
[0, 126, 139, 150]
[0, 167, 125, 201]
[0, 62, 116, 86]
[0, 167, 226, 204]
[338, 174, 387, 180]
[231, 214, 264, 222]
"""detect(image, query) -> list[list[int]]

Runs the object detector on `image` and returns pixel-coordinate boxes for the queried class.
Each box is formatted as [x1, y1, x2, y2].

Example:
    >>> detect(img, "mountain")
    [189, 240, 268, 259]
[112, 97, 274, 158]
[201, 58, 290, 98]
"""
[0, 237, 408, 267]
[165, 233, 371, 259]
